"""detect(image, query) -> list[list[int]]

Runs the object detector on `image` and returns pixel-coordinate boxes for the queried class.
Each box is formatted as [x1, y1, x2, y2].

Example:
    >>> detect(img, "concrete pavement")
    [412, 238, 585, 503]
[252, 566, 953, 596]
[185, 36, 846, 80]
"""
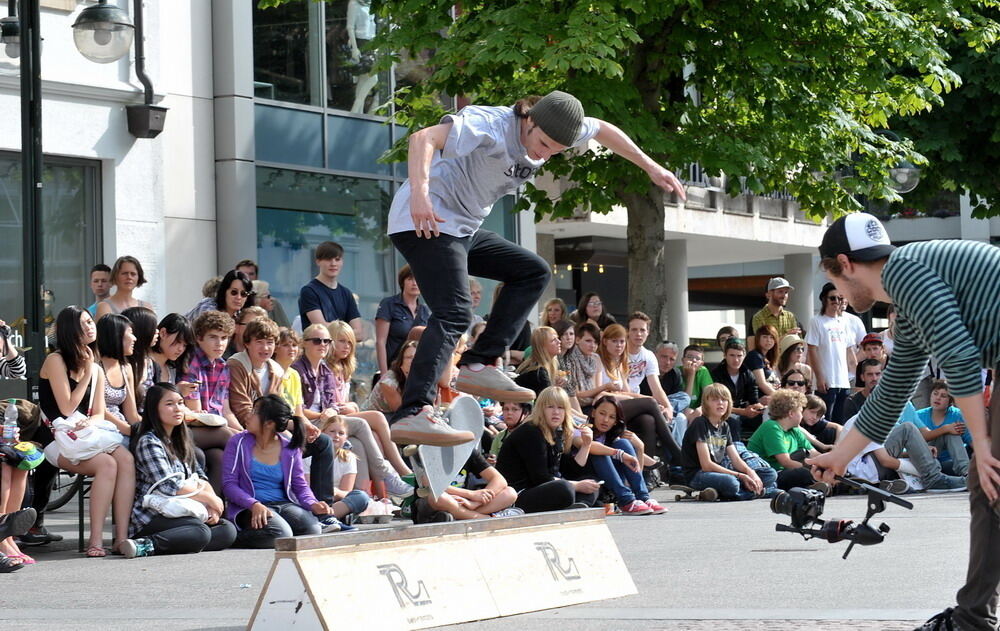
[0, 487, 971, 630]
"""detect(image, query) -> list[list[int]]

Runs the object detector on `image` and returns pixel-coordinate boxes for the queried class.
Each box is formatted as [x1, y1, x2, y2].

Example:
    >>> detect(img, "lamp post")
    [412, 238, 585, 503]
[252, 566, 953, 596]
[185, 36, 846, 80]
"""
[8, 0, 160, 396]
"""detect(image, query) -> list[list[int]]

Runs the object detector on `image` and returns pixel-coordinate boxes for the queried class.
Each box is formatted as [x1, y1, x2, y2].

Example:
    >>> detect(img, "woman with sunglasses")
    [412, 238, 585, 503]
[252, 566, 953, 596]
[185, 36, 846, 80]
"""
[293, 324, 413, 499]
[776, 334, 814, 387]
[186, 270, 256, 324]
[569, 292, 616, 330]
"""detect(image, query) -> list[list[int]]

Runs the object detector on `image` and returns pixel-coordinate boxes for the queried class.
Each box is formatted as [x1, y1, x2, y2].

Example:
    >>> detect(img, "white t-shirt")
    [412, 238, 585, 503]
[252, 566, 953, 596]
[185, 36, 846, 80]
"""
[842, 311, 868, 347]
[593, 360, 625, 392]
[332, 452, 358, 489]
[626, 347, 658, 394]
[388, 105, 600, 238]
[840, 417, 882, 482]
[806, 314, 853, 388]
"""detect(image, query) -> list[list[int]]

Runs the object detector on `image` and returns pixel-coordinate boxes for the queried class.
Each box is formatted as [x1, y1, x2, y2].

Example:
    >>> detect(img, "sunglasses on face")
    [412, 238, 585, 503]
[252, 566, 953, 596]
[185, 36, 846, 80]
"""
[305, 338, 332, 346]
[786, 379, 807, 387]
[229, 289, 252, 298]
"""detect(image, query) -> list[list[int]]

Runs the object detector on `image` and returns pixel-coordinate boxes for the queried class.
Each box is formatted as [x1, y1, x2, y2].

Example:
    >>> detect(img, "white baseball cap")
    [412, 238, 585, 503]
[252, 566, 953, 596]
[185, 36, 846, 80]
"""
[819, 212, 895, 262]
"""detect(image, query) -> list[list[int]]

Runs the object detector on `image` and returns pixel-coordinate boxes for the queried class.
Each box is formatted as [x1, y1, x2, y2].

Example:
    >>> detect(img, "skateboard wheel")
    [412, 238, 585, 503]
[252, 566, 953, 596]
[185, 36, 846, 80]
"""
[416, 488, 429, 498]
[402, 445, 418, 457]
[674, 495, 683, 502]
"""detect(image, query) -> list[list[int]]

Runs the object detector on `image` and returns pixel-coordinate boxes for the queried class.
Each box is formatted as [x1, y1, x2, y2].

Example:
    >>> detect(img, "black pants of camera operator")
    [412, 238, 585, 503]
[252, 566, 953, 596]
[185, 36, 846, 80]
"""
[514, 479, 598, 514]
[620, 398, 681, 465]
[953, 364, 1000, 631]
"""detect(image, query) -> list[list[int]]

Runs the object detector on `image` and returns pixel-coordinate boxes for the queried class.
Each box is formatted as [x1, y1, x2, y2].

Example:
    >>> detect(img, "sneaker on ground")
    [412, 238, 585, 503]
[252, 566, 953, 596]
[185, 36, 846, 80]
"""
[620, 500, 654, 515]
[914, 607, 958, 630]
[810, 481, 833, 496]
[385, 471, 416, 499]
[0, 507, 37, 541]
[390, 406, 475, 446]
[568, 502, 590, 510]
[490, 507, 525, 518]
[644, 498, 668, 514]
[697, 488, 718, 502]
[879, 479, 909, 495]
[121, 537, 154, 559]
[318, 515, 343, 533]
[18, 524, 62, 546]
[454, 365, 535, 402]
[926, 475, 967, 493]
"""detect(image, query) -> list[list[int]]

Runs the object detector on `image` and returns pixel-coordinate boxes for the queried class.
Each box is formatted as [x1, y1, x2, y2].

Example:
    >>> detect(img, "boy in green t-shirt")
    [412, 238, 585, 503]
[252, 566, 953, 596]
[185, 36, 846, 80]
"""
[747, 389, 826, 492]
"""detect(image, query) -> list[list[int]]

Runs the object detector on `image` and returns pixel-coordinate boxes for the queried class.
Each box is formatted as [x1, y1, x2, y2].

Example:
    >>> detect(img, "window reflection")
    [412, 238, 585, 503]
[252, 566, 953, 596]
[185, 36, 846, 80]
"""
[253, 0, 314, 105]
[325, 0, 389, 114]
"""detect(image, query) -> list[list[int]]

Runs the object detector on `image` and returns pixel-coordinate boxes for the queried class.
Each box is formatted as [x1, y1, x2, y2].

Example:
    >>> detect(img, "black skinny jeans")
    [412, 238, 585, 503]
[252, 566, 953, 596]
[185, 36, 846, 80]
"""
[620, 398, 682, 465]
[135, 515, 237, 555]
[514, 479, 599, 514]
[389, 229, 551, 423]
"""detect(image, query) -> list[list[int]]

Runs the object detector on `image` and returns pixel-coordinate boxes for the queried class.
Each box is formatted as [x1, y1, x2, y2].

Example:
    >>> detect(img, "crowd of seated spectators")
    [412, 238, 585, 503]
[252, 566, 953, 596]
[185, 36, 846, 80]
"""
[0, 259, 983, 571]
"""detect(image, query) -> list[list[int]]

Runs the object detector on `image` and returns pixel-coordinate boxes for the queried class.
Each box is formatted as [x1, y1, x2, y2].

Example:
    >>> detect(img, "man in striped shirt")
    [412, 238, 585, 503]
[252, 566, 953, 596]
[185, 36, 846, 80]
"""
[808, 213, 1000, 631]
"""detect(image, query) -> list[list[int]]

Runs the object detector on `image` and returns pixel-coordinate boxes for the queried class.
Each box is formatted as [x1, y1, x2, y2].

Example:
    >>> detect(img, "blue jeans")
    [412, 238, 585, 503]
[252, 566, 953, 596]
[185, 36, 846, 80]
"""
[340, 489, 370, 516]
[590, 438, 649, 506]
[688, 454, 778, 501]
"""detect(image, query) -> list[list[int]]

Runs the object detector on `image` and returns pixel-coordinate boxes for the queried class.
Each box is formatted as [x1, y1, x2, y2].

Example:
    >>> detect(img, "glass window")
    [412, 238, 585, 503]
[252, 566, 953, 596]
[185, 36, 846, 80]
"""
[255, 105, 325, 168]
[327, 114, 392, 175]
[256, 167, 393, 385]
[253, 0, 318, 105]
[0, 153, 101, 396]
[325, 0, 389, 114]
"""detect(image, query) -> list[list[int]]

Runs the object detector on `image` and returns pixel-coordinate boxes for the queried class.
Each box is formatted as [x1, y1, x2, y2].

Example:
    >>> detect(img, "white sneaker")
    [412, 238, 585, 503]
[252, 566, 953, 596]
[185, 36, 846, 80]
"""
[390, 406, 475, 446]
[454, 365, 535, 402]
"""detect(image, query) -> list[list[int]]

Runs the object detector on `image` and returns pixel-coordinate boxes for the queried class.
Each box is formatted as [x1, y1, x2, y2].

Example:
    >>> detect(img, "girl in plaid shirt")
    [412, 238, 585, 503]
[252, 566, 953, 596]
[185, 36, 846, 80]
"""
[120, 383, 235, 558]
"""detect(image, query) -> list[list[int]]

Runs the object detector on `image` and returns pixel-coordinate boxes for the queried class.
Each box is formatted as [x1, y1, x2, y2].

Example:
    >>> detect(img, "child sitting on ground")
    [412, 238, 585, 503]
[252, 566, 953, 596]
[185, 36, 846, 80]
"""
[914, 380, 971, 477]
[317, 415, 374, 529]
[679, 383, 778, 501]
[747, 389, 826, 492]
[488, 401, 531, 465]
[799, 395, 841, 448]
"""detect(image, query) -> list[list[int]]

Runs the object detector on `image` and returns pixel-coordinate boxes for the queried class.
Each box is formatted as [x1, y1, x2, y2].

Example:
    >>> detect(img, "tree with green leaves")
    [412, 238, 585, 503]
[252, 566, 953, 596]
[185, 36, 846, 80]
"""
[261, 0, 998, 340]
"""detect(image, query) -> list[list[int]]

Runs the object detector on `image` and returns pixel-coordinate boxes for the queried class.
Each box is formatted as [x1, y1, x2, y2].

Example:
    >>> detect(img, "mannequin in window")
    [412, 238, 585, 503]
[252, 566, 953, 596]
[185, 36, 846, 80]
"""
[347, 0, 378, 114]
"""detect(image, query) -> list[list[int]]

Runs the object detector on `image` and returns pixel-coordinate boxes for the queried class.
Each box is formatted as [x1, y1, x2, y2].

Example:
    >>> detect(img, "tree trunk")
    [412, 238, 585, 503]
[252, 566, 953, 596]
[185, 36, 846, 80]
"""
[622, 186, 667, 342]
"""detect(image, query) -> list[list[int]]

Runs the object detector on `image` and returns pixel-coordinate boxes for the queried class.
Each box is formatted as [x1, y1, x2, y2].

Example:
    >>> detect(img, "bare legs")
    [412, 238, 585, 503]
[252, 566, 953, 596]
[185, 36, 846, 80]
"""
[0, 464, 27, 558]
[58, 445, 135, 553]
[352, 410, 410, 475]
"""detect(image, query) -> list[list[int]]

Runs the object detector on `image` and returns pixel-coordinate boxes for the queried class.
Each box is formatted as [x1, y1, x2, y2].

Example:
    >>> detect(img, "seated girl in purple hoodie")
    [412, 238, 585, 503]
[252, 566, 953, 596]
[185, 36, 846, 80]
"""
[222, 395, 342, 548]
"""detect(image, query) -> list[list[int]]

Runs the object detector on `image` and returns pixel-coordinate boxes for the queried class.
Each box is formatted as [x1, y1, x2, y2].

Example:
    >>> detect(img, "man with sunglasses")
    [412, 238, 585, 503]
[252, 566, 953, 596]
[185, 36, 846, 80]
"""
[806, 282, 864, 424]
[808, 213, 1000, 631]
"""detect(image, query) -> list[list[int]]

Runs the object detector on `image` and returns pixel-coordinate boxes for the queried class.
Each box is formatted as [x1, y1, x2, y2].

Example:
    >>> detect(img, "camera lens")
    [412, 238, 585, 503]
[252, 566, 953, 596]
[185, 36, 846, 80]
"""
[770, 491, 791, 517]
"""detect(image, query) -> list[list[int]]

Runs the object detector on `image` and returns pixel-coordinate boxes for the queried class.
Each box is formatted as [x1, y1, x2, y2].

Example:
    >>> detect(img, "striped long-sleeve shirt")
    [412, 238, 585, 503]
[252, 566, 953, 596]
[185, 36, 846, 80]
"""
[0, 355, 26, 379]
[856, 240, 1000, 443]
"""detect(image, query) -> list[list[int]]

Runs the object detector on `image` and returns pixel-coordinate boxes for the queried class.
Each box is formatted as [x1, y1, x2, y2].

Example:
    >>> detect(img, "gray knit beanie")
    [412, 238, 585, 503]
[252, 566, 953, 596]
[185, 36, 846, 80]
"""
[528, 91, 584, 147]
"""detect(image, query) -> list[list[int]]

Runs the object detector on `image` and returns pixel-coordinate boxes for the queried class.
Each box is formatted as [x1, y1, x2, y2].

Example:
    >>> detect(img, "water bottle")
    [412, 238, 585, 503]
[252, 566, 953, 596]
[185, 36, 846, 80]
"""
[2, 399, 17, 445]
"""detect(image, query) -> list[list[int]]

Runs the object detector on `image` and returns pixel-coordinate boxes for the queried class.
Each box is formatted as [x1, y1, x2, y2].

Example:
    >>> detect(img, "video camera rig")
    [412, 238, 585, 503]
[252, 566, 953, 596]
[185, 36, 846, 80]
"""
[771, 450, 914, 559]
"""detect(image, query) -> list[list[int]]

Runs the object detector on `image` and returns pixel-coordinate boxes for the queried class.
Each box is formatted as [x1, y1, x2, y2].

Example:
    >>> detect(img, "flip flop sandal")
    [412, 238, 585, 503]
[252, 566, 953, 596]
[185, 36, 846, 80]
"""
[0, 555, 23, 572]
[85, 545, 107, 558]
[7, 553, 35, 565]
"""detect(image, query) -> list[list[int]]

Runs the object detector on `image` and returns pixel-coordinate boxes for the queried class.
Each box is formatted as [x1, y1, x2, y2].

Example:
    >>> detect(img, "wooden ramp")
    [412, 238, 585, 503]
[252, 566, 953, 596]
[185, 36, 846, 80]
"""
[249, 508, 636, 630]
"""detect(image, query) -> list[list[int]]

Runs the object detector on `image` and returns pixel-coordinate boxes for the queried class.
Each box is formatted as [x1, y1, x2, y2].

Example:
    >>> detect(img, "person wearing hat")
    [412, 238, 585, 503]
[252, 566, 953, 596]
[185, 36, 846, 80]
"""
[853, 332, 885, 389]
[807, 212, 1000, 631]
[384, 90, 686, 446]
[750, 277, 801, 350]
[776, 333, 813, 387]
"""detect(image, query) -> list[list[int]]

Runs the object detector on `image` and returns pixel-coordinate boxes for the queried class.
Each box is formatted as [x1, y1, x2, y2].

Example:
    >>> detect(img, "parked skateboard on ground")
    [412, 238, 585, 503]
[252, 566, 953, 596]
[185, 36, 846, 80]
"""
[669, 484, 717, 502]
[403, 395, 485, 501]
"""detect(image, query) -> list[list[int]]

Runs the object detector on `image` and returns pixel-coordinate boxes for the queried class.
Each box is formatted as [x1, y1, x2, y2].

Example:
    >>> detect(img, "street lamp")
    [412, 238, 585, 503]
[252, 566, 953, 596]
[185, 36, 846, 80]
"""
[12, 0, 163, 397]
[71, 0, 134, 63]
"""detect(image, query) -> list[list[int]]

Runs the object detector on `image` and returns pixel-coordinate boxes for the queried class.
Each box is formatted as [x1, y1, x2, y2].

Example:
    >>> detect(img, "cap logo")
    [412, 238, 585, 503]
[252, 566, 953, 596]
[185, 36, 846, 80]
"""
[865, 219, 885, 243]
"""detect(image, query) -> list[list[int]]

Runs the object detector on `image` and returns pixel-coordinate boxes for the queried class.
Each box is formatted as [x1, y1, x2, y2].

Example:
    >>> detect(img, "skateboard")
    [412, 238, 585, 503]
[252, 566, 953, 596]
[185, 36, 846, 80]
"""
[402, 395, 485, 501]
[668, 484, 716, 502]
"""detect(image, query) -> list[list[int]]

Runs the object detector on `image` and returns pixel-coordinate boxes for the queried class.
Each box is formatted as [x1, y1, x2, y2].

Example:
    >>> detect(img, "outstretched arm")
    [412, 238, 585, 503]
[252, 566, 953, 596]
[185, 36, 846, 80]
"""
[593, 120, 686, 200]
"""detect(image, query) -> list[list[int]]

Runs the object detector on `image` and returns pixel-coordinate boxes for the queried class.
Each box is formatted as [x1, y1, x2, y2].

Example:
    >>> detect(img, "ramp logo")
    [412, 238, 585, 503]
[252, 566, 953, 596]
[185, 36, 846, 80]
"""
[535, 541, 581, 581]
[378, 563, 432, 608]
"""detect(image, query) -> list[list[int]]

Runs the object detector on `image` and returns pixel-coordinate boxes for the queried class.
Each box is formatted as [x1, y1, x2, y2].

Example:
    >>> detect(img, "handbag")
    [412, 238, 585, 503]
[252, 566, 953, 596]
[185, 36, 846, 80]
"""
[49, 371, 123, 465]
[141, 470, 209, 522]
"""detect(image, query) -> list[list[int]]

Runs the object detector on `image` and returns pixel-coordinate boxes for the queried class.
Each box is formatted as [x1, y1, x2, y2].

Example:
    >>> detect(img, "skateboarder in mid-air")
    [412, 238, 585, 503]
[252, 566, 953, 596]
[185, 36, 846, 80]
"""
[386, 90, 687, 447]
